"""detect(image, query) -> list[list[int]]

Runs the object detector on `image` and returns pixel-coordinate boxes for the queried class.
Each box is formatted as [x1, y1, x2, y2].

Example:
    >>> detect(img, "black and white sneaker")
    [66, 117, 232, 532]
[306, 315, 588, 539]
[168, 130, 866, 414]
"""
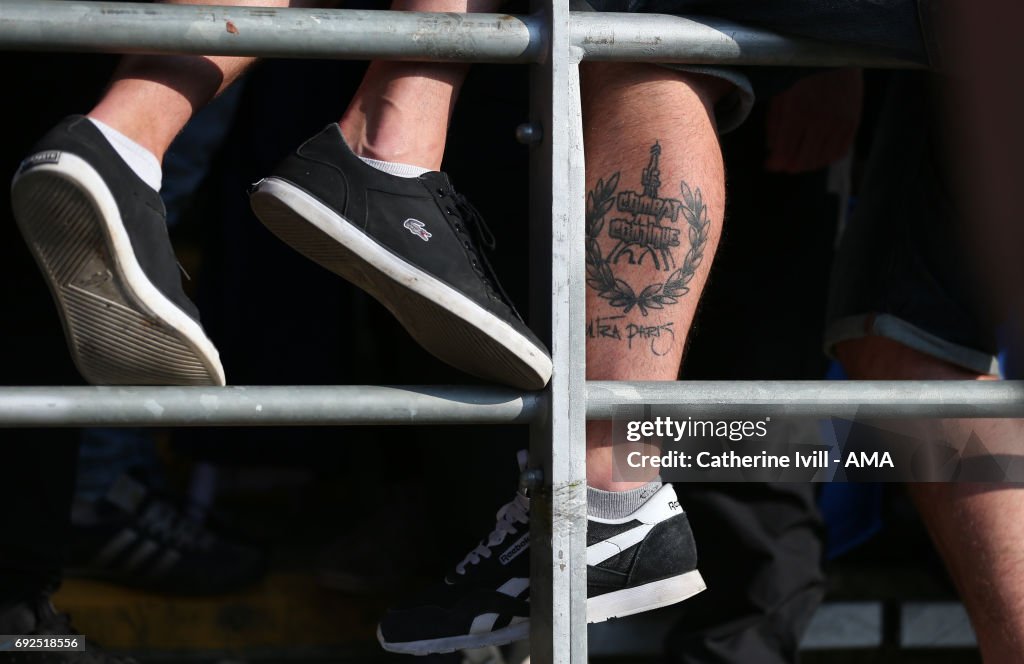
[377, 479, 705, 655]
[68, 474, 265, 595]
[249, 124, 551, 390]
[10, 116, 224, 385]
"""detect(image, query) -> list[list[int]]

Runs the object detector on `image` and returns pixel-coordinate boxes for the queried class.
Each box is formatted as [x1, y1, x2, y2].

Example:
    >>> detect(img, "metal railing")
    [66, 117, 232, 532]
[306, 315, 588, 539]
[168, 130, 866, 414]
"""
[1, 2, 919, 66]
[0, 2, 1008, 662]
[1, 381, 1022, 427]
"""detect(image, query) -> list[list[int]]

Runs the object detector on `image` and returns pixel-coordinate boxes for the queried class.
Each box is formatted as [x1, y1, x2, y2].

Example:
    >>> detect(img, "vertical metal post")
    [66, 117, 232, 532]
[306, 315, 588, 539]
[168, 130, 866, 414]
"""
[528, 0, 588, 661]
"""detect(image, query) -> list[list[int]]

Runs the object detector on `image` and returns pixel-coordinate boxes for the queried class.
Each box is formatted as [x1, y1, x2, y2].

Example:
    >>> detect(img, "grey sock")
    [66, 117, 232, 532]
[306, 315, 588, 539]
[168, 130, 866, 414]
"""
[587, 479, 662, 519]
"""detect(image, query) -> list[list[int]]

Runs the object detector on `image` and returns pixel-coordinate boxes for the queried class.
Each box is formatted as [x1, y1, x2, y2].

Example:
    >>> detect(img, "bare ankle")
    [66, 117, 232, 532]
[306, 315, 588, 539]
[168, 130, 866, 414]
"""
[338, 117, 444, 171]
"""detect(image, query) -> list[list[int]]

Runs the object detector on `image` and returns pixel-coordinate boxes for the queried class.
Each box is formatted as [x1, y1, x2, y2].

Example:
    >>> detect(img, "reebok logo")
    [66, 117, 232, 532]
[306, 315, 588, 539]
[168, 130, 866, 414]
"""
[20, 151, 61, 171]
[499, 533, 530, 565]
[403, 218, 432, 242]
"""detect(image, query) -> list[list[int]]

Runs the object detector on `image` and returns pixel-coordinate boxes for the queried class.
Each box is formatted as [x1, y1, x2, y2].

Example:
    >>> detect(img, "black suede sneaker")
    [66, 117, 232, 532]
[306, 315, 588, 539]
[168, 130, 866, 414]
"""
[249, 124, 551, 390]
[10, 116, 224, 386]
[377, 479, 705, 655]
[0, 595, 138, 663]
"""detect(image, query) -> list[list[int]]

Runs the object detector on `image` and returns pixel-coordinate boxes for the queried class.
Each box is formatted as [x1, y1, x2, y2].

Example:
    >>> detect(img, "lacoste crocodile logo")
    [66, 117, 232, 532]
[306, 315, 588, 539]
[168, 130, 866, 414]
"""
[403, 218, 431, 242]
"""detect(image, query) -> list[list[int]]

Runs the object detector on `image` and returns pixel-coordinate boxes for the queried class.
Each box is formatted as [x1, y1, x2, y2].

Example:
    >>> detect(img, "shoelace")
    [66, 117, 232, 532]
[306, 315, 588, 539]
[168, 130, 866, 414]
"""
[446, 189, 524, 319]
[137, 500, 213, 552]
[455, 492, 530, 575]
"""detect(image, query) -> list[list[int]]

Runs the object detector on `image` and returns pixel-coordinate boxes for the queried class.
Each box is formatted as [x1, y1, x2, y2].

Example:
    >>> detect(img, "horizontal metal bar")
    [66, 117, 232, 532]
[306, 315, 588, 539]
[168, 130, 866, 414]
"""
[571, 13, 924, 67]
[0, 1, 540, 63]
[587, 381, 1024, 419]
[0, 385, 542, 427]
[1, 381, 1019, 427]
[0, 2, 923, 68]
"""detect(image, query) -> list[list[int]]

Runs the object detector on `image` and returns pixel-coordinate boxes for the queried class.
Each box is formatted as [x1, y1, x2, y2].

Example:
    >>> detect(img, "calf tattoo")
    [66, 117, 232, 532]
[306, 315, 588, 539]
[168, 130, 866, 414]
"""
[585, 142, 710, 319]
[587, 314, 677, 356]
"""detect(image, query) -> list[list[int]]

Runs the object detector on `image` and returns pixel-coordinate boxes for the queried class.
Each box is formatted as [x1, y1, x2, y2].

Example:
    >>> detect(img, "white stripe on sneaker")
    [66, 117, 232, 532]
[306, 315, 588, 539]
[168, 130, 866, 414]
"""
[586, 523, 656, 566]
[496, 577, 530, 598]
[468, 613, 500, 635]
[93, 528, 138, 566]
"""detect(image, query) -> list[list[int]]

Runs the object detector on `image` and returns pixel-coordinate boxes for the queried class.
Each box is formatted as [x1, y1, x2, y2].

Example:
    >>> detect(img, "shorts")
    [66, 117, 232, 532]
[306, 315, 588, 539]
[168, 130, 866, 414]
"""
[574, 0, 938, 132]
[824, 72, 1000, 376]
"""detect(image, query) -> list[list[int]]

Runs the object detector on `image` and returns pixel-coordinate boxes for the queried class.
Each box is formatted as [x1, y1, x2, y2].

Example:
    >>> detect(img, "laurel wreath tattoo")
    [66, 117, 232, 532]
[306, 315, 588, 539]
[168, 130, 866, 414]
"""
[585, 171, 711, 316]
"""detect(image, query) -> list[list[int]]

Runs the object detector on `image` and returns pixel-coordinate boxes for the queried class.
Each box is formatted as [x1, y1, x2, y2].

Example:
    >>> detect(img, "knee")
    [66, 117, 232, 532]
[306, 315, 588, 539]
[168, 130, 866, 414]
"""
[580, 62, 729, 111]
[836, 336, 987, 381]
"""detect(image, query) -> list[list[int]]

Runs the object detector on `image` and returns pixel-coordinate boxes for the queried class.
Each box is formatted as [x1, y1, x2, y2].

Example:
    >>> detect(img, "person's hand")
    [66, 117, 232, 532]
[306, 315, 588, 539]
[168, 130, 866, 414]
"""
[764, 68, 864, 174]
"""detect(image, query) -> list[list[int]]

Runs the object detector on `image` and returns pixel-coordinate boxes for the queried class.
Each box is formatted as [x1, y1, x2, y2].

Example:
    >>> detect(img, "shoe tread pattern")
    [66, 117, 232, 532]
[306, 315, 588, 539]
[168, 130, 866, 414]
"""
[13, 172, 217, 385]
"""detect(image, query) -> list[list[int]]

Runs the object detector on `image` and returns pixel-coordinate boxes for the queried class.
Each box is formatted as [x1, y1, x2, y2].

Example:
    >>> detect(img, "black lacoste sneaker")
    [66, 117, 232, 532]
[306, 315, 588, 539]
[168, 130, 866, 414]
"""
[68, 474, 265, 595]
[377, 479, 705, 655]
[10, 115, 224, 386]
[249, 124, 552, 390]
[0, 595, 138, 663]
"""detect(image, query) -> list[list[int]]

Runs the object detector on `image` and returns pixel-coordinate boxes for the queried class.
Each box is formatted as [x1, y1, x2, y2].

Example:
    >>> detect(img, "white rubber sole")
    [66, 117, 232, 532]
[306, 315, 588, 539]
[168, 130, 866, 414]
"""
[250, 177, 552, 391]
[586, 569, 706, 623]
[11, 153, 225, 386]
[378, 621, 530, 656]
[378, 569, 706, 656]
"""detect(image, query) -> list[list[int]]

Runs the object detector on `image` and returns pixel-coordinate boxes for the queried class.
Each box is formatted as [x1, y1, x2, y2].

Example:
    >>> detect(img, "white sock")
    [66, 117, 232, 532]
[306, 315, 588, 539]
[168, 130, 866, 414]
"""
[358, 156, 430, 179]
[87, 117, 163, 191]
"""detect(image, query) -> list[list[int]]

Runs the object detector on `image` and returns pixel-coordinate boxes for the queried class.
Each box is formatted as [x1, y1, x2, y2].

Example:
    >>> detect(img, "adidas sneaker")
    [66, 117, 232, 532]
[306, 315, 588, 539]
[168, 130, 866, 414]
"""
[68, 474, 264, 595]
[249, 124, 551, 390]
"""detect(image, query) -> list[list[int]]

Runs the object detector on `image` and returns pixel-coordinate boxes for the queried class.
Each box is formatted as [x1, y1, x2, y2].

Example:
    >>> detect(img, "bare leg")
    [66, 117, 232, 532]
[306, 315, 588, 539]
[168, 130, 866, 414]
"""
[838, 336, 1024, 663]
[581, 63, 727, 490]
[338, 0, 500, 169]
[90, 0, 497, 167]
[89, 0, 297, 161]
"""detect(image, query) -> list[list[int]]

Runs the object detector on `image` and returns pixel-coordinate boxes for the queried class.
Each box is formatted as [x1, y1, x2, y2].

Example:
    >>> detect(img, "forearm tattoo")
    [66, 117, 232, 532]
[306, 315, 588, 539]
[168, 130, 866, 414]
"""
[585, 142, 710, 355]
